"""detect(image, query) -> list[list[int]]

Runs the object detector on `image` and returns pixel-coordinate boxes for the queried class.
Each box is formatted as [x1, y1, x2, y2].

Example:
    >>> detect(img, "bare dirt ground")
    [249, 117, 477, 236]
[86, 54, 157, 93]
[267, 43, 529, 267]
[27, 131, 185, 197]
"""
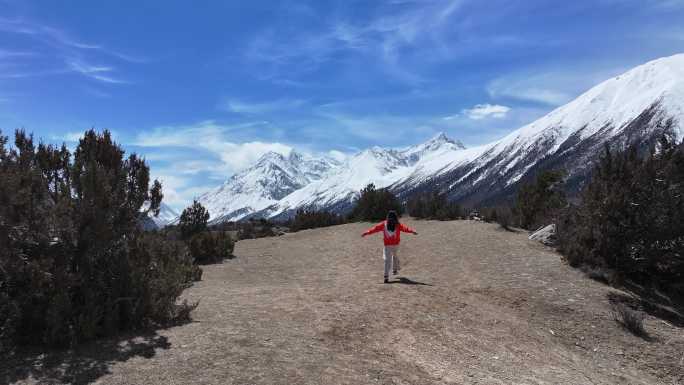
[4, 220, 683, 384]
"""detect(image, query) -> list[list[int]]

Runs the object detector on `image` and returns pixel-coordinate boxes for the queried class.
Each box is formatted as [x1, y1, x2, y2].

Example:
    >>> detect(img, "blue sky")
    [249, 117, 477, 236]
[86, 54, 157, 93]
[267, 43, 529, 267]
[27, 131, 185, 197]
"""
[1, 0, 683, 210]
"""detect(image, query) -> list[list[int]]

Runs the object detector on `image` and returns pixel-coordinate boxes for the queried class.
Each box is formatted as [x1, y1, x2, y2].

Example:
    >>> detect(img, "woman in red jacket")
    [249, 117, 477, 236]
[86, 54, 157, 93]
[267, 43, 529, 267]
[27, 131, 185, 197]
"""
[362, 210, 418, 283]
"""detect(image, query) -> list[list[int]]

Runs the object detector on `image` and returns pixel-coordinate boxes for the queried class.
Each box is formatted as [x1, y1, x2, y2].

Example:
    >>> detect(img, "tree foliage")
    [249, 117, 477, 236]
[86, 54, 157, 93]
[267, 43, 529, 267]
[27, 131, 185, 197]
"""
[0, 129, 198, 350]
[406, 191, 462, 220]
[178, 200, 233, 263]
[290, 209, 344, 231]
[187, 231, 234, 265]
[557, 138, 684, 293]
[516, 170, 567, 229]
[178, 200, 210, 240]
[349, 183, 404, 222]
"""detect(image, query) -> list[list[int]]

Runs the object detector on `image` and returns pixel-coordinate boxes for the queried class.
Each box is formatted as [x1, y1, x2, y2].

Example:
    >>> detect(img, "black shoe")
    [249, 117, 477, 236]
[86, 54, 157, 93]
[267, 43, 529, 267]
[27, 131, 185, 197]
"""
[384, 277, 389, 283]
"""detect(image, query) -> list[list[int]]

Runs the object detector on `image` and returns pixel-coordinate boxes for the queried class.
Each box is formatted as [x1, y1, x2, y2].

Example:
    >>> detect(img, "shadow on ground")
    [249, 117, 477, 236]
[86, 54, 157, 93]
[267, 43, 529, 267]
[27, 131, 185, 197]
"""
[608, 291, 684, 328]
[387, 277, 433, 286]
[0, 330, 171, 385]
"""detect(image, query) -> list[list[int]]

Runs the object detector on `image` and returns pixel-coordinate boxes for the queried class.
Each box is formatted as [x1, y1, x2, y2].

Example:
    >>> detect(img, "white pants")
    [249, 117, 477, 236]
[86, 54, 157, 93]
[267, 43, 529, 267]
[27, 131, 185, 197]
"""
[383, 246, 400, 277]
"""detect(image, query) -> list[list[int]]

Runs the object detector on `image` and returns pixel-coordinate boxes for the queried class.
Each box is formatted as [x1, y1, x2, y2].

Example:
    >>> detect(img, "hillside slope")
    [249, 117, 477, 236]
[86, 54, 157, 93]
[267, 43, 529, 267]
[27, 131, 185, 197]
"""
[406, 53, 684, 205]
[8, 221, 682, 384]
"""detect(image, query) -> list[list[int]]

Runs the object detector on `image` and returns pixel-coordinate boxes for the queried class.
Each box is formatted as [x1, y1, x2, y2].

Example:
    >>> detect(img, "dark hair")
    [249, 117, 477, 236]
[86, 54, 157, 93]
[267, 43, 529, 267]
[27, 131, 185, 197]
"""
[386, 210, 399, 231]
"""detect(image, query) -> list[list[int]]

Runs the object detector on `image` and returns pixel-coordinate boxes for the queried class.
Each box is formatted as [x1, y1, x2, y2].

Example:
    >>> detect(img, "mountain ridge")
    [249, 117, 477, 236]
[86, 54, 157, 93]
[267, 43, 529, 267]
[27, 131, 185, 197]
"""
[197, 53, 684, 223]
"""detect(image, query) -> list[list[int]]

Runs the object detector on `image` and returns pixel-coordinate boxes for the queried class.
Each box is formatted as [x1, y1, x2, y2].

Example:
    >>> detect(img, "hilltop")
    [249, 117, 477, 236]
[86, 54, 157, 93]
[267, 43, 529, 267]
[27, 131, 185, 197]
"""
[5, 220, 682, 384]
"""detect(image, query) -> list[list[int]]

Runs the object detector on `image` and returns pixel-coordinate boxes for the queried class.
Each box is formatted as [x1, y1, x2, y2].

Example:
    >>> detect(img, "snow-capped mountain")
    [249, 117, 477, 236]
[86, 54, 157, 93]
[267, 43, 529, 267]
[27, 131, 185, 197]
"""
[257, 132, 470, 219]
[199, 53, 684, 222]
[198, 150, 340, 223]
[140, 202, 180, 230]
[405, 53, 684, 205]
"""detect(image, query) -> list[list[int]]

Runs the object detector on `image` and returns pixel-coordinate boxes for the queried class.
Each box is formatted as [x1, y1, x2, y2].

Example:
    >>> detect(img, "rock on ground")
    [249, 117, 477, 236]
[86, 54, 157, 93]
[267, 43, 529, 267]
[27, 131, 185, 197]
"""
[529, 223, 557, 246]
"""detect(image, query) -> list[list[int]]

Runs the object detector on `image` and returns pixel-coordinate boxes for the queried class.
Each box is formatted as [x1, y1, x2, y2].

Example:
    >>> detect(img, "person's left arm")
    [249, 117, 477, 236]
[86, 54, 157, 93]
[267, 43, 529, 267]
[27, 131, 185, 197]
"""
[399, 223, 418, 235]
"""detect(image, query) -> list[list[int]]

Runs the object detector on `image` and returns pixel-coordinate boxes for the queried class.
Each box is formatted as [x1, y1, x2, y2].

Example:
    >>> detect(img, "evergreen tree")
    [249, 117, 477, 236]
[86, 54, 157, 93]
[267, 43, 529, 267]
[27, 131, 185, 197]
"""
[406, 190, 462, 220]
[0, 129, 197, 349]
[558, 138, 684, 292]
[290, 209, 344, 231]
[177, 200, 233, 264]
[516, 170, 567, 229]
[178, 200, 210, 240]
[349, 183, 404, 222]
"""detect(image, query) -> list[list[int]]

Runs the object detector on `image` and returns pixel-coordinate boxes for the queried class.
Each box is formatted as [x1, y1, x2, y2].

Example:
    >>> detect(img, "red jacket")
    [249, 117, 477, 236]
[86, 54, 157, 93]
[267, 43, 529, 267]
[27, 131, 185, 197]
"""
[363, 220, 416, 246]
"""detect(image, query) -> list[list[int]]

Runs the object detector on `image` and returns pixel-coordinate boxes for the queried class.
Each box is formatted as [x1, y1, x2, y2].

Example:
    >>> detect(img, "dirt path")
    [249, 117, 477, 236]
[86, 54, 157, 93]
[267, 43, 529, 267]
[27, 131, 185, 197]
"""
[6, 220, 684, 384]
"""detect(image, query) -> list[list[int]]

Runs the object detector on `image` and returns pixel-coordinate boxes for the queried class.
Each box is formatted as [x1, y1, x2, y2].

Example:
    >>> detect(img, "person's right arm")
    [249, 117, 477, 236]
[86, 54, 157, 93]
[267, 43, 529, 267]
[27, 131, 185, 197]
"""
[362, 222, 385, 237]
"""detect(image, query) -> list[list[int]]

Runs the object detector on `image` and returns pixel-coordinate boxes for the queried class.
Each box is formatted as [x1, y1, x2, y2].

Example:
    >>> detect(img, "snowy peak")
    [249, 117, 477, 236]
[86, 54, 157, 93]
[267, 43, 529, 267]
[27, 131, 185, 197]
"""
[402, 132, 466, 163]
[140, 202, 179, 229]
[199, 149, 341, 222]
[427, 132, 464, 148]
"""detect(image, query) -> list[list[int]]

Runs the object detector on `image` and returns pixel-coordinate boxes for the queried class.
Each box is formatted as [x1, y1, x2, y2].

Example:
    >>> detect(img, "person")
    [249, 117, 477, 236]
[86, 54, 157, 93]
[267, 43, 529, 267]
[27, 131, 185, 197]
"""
[361, 210, 418, 283]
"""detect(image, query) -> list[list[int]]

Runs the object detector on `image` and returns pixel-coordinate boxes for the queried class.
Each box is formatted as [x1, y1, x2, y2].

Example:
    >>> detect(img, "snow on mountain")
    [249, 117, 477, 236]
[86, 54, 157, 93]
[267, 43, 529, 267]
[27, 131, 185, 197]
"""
[260, 132, 469, 218]
[140, 202, 180, 230]
[485, 53, 684, 177]
[198, 53, 684, 221]
[199, 150, 340, 222]
[153, 203, 180, 227]
[405, 53, 684, 205]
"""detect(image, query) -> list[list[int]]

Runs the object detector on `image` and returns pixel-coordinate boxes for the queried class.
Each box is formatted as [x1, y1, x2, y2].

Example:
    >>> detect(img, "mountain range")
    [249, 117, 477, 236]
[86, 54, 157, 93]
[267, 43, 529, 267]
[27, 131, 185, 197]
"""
[194, 53, 684, 223]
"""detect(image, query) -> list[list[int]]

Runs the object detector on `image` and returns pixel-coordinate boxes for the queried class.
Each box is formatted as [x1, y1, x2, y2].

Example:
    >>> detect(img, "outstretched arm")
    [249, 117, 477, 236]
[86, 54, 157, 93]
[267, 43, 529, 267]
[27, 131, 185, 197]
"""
[362, 222, 385, 237]
[399, 223, 418, 235]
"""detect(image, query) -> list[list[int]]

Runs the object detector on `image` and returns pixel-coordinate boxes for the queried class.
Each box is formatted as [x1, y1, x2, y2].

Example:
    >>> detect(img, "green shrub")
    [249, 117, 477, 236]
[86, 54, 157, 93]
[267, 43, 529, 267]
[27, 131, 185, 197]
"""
[350, 183, 404, 222]
[188, 231, 234, 264]
[407, 191, 462, 220]
[516, 170, 566, 229]
[179, 200, 210, 240]
[557, 138, 684, 292]
[0, 129, 198, 349]
[290, 209, 344, 231]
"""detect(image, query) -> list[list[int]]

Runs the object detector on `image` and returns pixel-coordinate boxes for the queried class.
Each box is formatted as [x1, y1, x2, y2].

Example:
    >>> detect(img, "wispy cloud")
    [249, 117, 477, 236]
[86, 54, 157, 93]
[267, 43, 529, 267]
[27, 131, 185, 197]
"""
[487, 76, 573, 106]
[0, 48, 37, 58]
[68, 60, 128, 84]
[0, 16, 140, 84]
[219, 98, 307, 114]
[461, 104, 511, 120]
[244, 0, 466, 85]
[487, 64, 629, 106]
[134, 120, 293, 174]
[133, 120, 300, 210]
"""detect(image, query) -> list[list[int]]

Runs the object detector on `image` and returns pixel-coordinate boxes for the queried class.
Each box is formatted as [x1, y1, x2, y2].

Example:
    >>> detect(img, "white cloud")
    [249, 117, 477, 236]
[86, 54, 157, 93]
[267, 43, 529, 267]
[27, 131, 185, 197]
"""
[135, 120, 293, 174]
[56, 130, 120, 143]
[462, 104, 511, 120]
[148, 172, 215, 211]
[68, 60, 128, 84]
[487, 76, 573, 106]
[134, 120, 302, 210]
[220, 98, 306, 114]
[0, 16, 138, 84]
[327, 150, 349, 162]
[244, 0, 465, 85]
[486, 62, 627, 106]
